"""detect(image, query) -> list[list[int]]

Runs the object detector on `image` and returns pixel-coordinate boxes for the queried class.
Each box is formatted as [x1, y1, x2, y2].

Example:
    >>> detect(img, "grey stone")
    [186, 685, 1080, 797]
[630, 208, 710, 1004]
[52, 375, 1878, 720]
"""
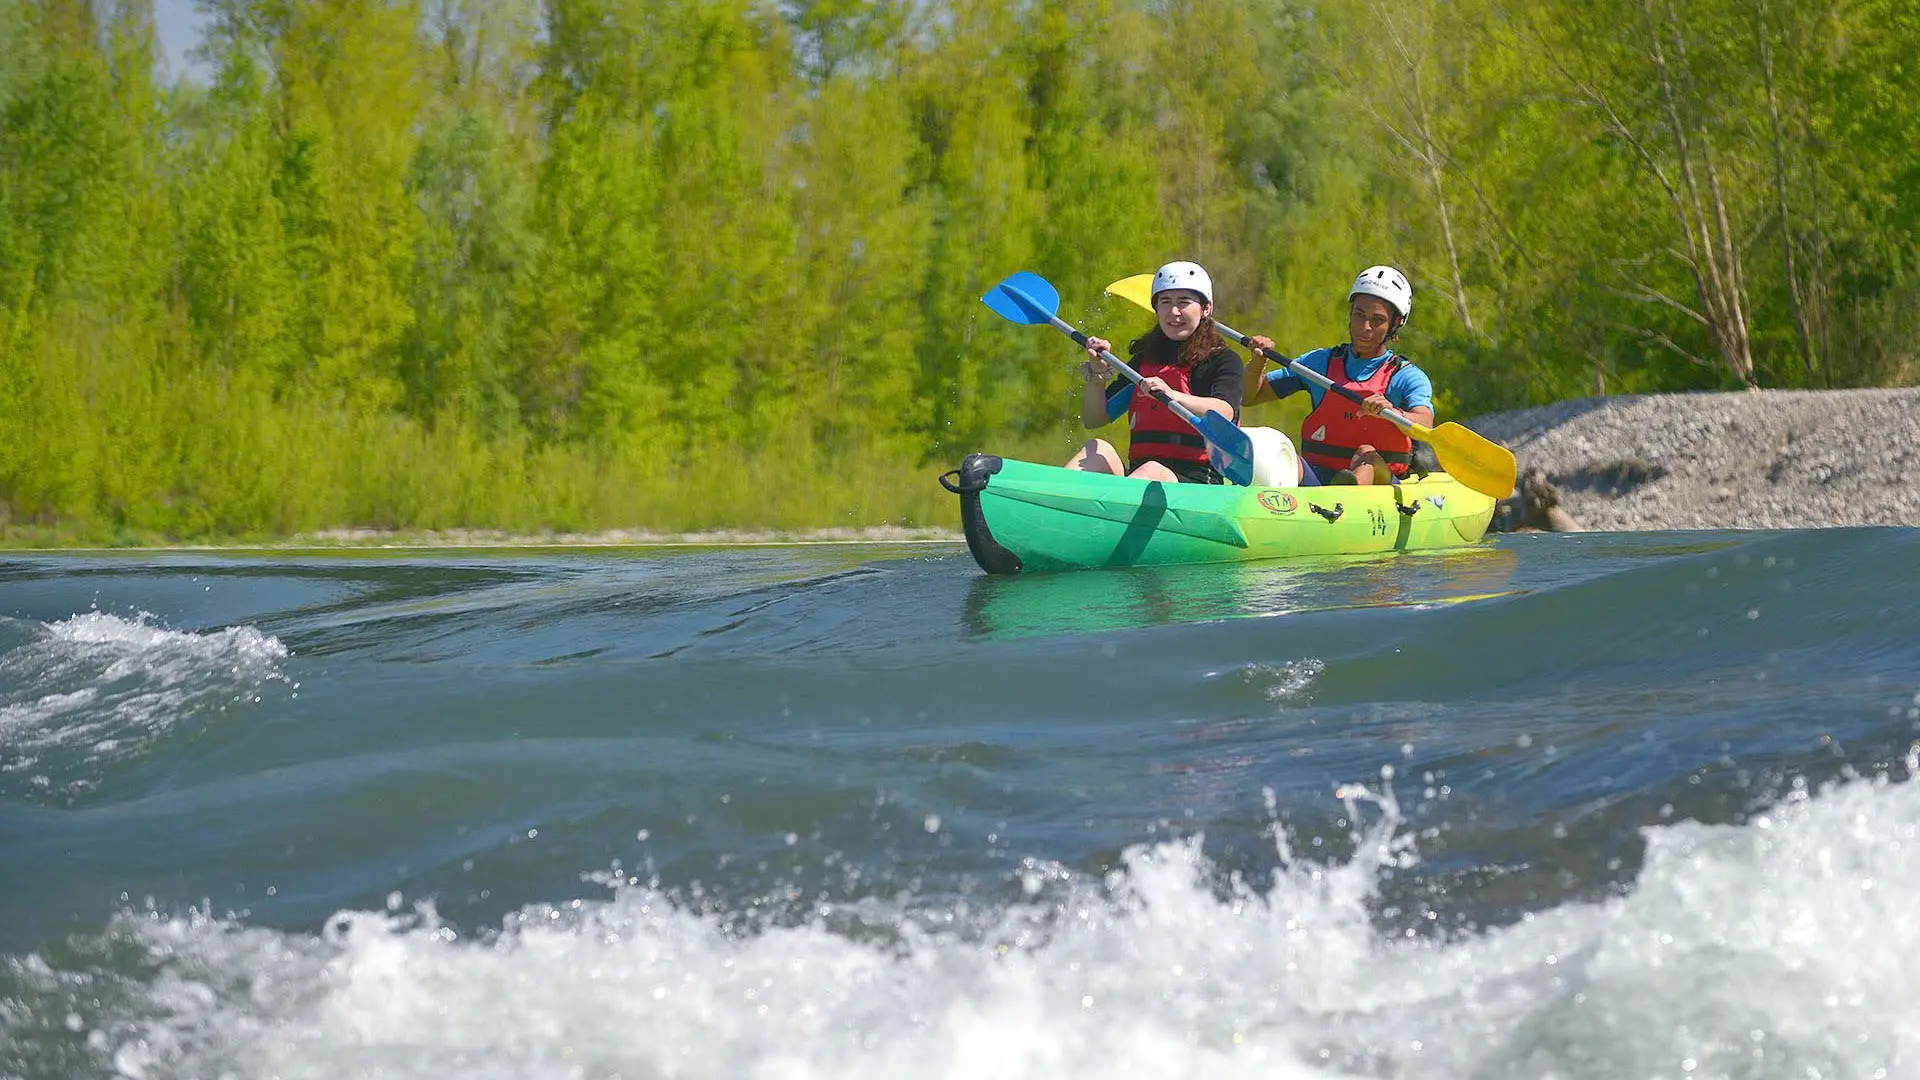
[1467, 387, 1920, 530]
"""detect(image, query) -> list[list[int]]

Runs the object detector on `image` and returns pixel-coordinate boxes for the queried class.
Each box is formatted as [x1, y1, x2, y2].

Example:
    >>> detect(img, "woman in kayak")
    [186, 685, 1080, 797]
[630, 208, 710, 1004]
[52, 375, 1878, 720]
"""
[1065, 261, 1246, 484]
[1246, 265, 1433, 486]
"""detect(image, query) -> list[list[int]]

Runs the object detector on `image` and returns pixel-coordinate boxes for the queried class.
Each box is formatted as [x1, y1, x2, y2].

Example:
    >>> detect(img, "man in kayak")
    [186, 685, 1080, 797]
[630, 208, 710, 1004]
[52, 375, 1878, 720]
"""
[1245, 265, 1433, 486]
[1065, 261, 1246, 484]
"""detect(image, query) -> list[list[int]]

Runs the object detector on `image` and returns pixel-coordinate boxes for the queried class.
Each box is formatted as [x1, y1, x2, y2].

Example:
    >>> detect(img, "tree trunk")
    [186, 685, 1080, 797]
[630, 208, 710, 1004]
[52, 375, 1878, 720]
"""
[1757, 0, 1823, 385]
[1646, 0, 1754, 385]
[1367, 0, 1479, 337]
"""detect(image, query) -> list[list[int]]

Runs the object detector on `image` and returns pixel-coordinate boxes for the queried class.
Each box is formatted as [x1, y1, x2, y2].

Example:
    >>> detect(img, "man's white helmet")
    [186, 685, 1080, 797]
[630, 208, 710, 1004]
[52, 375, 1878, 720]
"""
[1349, 265, 1412, 320]
[1151, 261, 1213, 306]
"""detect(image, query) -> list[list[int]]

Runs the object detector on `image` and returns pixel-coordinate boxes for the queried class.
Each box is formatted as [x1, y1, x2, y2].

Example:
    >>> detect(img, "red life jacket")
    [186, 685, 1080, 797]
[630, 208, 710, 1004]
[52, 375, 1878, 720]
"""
[1126, 357, 1210, 466]
[1299, 345, 1414, 475]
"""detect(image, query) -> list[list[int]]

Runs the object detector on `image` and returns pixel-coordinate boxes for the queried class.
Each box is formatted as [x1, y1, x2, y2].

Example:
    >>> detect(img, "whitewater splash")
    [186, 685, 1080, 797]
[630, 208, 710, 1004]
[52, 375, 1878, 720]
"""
[8, 768, 1918, 1080]
[0, 612, 290, 800]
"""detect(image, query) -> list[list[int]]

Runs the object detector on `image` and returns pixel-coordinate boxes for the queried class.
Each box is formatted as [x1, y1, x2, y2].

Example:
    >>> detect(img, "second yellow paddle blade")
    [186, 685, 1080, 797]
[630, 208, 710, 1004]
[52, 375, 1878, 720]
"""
[1420, 422, 1518, 499]
[1103, 275, 1155, 313]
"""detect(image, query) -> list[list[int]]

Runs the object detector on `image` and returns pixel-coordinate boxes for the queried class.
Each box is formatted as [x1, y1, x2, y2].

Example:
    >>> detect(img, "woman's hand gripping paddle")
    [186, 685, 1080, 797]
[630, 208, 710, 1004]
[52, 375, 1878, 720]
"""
[982, 272, 1257, 487]
[1103, 275, 1518, 499]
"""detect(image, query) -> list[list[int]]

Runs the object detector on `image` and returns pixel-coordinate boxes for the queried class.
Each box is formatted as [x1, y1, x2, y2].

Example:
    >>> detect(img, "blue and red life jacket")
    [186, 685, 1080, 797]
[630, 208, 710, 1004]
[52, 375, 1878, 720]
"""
[1299, 345, 1414, 476]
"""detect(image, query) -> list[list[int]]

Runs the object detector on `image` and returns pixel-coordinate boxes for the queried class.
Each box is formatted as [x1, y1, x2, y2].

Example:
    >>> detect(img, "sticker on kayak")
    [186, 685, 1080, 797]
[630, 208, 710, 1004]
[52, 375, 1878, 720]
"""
[1258, 491, 1298, 514]
[1426, 495, 1446, 509]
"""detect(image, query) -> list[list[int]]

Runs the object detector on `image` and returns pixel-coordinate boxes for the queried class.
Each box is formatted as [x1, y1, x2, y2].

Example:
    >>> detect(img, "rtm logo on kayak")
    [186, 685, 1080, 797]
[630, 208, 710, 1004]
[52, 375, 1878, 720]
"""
[1258, 491, 1298, 514]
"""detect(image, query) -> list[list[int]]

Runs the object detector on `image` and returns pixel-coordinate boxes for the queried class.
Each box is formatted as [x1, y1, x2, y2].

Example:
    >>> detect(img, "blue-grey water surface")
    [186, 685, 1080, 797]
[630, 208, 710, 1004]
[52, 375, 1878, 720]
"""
[3, 529, 1919, 1078]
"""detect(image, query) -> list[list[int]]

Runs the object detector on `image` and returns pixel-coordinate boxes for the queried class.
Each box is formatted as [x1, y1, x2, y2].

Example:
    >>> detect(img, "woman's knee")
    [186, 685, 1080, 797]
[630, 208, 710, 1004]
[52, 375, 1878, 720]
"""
[1129, 461, 1179, 483]
[1067, 438, 1121, 473]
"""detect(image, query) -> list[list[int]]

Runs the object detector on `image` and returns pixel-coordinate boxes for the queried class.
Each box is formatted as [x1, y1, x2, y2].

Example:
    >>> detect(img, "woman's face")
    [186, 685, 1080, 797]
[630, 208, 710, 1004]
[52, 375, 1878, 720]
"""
[1154, 290, 1210, 341]
[1348, 294, 1397, 356]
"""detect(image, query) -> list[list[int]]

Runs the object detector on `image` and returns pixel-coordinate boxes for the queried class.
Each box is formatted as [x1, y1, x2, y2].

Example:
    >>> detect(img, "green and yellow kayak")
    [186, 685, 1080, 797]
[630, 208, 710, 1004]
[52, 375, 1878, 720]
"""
[941, 454, 1497, 574]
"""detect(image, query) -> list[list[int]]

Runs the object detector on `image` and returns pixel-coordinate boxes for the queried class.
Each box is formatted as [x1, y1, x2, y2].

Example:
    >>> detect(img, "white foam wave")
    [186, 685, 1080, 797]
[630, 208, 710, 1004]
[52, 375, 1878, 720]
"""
[40, 771, 1920, 1079]
[0, 612, 289, 793]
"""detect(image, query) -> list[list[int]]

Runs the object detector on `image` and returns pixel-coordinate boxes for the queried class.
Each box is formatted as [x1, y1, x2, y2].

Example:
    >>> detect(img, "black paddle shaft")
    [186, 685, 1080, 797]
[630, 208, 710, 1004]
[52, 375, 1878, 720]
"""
[1241, 340, 1370, 408]
[1065, 329, 1184, 409]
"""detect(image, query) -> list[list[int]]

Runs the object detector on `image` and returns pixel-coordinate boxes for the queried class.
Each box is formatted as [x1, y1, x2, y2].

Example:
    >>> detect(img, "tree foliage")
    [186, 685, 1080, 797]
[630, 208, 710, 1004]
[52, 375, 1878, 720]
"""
[0, 0, 1914, 539]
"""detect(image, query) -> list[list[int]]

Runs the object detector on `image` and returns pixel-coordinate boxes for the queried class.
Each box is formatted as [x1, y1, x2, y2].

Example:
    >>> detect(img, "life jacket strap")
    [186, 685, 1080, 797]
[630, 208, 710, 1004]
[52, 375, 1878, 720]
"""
[1130, 430, 1209, 450]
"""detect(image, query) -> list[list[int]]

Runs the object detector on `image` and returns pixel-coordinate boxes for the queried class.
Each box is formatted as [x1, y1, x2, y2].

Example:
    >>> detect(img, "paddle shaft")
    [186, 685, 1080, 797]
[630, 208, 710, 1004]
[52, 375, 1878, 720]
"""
[1209, 318, 1430, 436]
[1049, 315, 1218, 430]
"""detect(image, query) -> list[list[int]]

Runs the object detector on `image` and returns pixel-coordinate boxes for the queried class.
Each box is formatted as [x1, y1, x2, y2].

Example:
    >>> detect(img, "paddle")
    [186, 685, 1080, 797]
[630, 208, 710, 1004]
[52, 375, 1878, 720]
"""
[1103, 275, 1517, 499]
[982, 272, 1256, 487]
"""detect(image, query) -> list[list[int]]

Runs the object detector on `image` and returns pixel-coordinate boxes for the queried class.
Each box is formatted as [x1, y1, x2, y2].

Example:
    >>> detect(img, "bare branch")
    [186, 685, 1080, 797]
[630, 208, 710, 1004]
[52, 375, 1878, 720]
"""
[1631, 327, 1709, 368]
[1602, 279, 1711, 326]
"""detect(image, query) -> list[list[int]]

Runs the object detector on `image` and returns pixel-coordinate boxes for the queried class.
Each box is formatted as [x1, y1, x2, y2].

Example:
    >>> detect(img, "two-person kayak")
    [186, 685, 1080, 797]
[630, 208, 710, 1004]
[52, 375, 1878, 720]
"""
[940, 453, 1497, 575]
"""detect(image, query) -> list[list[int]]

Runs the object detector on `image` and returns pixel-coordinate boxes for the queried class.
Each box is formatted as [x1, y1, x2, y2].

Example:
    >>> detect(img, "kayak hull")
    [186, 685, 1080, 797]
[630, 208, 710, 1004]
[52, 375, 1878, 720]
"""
[944, 454, 1496, 574]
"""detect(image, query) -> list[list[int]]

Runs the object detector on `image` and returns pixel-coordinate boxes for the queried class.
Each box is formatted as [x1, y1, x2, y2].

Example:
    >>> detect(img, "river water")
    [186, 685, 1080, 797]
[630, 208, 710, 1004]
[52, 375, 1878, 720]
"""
[2, 529, 1918, 1078]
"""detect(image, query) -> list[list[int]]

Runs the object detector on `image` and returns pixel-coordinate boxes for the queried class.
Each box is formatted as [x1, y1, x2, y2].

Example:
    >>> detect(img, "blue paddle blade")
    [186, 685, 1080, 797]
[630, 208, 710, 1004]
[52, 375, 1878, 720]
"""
[981, 272, 1060, 325]
[1199, 414, 1256, 487]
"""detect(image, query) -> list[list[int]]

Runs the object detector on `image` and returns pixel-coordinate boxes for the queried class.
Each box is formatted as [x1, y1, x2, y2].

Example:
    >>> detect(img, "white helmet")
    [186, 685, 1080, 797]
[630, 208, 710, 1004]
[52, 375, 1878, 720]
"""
[1349, 265, 1412, 320]
[1151, 261, 1213, 306]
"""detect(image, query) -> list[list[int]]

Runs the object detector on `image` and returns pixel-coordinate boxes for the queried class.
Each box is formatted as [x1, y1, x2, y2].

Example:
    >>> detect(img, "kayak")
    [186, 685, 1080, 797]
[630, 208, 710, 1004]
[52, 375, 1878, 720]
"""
[940, 453, 1498, 574]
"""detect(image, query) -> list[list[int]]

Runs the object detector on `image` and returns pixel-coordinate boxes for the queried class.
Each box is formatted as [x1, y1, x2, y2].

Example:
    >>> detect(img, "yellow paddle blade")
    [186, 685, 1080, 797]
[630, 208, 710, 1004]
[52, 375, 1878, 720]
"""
[1412, 421, 1517, 500]
[1103, 275, 1156, 313]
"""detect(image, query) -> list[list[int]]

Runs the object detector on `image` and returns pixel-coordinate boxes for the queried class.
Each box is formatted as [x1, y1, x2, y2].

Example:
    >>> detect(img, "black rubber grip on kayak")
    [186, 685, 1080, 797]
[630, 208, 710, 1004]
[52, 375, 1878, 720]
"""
[950, 454, 1023, 575]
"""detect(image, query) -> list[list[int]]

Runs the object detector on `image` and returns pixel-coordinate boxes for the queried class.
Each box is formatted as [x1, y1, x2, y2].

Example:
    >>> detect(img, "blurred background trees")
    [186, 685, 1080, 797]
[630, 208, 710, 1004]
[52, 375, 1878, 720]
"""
[0, 0, 1913, 538]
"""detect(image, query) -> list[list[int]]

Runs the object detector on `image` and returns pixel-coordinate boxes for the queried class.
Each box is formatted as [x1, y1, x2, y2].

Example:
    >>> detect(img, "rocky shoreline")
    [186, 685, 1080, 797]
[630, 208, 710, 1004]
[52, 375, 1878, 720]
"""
[1470, 386, 1920, 531]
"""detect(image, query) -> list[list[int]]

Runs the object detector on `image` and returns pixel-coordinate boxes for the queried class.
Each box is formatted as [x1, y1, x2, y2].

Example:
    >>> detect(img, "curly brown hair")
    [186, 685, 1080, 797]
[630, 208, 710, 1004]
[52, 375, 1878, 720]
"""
[1128, 317, 1226, 368]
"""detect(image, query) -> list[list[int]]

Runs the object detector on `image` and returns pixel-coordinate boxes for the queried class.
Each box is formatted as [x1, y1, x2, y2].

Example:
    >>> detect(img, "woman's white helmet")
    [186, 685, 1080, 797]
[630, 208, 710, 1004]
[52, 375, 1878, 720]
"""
[1349, 265, 1412, 320]
[1152, 261, 1213, 306]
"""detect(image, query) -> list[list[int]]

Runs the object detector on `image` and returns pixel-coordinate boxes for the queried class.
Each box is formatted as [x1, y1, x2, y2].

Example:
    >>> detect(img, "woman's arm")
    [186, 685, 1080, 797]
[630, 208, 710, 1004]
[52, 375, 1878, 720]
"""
[1079, 336, 1122, 428]
[1080, 366, 1116, 428]
[1143, 384, 1238, 421]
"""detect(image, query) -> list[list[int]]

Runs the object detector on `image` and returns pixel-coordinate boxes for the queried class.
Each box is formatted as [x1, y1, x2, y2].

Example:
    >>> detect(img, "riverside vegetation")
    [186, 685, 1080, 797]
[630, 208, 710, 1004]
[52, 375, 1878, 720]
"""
[2, 0, 1915, 544]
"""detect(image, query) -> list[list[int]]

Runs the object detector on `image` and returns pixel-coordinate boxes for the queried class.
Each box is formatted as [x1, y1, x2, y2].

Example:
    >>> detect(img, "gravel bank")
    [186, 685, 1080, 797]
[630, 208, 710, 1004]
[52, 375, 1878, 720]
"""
[1468, 387, 1920, 530]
